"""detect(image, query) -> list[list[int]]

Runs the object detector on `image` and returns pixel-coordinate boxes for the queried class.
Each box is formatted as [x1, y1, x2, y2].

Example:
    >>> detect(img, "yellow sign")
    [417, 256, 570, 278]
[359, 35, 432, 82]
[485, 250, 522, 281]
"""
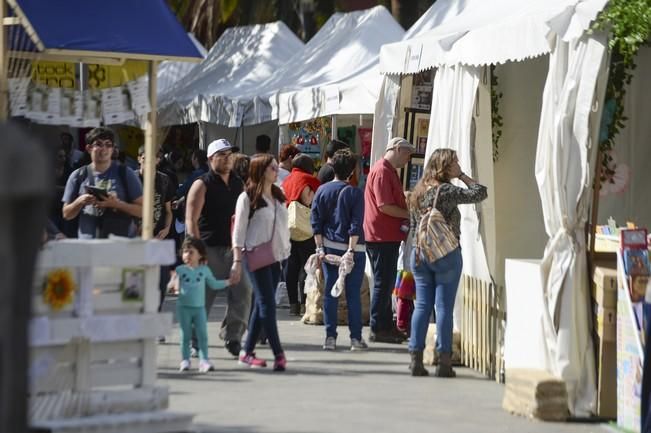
[31, 60, 148, 89]
[32, 61, 76, 88]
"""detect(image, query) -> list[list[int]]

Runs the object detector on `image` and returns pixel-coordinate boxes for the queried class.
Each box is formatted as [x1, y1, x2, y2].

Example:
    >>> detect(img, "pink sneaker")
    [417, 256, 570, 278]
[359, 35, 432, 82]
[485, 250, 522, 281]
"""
[238, 352, 267, 368]
[273, 354, 287, 372]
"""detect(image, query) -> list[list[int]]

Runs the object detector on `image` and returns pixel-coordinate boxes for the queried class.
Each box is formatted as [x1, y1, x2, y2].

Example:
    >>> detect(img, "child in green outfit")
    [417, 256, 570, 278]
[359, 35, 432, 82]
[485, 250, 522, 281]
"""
[170, 237, 232, 373]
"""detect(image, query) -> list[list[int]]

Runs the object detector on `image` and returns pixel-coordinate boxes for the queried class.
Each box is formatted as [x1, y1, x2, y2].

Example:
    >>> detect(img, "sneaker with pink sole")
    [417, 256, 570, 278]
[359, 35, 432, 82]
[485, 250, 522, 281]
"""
[238, 352, 267, 368]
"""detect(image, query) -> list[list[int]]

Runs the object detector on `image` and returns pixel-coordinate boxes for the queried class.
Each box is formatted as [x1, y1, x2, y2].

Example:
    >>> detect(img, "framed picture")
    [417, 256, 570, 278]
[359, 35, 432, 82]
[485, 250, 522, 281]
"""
[417, 136, 427, 155]
[121, 268, 145, 302]
[406, 156, 425, 191]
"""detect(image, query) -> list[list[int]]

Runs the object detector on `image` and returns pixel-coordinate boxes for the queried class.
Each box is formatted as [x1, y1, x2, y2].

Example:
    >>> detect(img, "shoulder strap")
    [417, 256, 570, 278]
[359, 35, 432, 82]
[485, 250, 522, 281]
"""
[73, 164, 90, 196]
[118, 163, 131, 202]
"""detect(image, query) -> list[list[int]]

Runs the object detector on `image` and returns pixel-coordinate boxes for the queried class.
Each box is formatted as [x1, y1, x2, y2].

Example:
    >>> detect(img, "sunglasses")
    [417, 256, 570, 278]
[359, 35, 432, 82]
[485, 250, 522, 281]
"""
[92, 140, 114, 148]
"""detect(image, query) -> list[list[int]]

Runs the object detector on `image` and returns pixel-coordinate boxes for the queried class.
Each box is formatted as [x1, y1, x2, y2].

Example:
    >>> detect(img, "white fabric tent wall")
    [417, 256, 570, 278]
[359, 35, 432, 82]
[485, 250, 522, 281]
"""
[370, 0, 472, 165]
[158, 22, 304, 127]
[534, 33, 607, 416]
[269, 6, 404, 125]
[425, 65, 490, 284]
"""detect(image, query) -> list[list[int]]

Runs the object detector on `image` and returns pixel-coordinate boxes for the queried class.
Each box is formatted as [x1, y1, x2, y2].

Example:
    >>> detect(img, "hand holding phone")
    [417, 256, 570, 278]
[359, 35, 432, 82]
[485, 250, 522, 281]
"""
[85, 185, 109, 200]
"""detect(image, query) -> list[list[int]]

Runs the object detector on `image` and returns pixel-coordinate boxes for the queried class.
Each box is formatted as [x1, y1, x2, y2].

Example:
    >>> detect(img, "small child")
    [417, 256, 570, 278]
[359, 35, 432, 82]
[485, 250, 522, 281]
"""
[170, 236, 231, 373]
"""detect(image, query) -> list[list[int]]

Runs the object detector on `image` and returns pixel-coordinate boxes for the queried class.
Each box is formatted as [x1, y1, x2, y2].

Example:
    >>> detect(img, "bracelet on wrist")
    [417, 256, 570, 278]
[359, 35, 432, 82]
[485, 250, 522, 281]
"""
[233, 259, 242, 263]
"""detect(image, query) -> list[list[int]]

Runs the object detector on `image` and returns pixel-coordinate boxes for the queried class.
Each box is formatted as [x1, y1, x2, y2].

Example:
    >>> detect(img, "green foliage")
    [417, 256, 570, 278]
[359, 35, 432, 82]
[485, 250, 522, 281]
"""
[490, 65, 503, 162]
[594, 0, 651, 181]
[220, 0, 240, 22]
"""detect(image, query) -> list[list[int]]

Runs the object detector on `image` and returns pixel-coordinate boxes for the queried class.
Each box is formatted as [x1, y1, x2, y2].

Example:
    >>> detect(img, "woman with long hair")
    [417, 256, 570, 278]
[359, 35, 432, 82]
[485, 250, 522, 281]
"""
[311, 149, 367, 351]
[231, 154, 291, 371]
[408, 148, 487, 377]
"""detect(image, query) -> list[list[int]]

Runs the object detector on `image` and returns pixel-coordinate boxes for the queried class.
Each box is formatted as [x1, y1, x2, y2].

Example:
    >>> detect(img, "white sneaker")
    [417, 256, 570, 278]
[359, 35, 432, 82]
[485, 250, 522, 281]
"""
[350, 338, 368, 352]
[198, 360, 214, 373]
[179, 359, 190, 372]
[323, 336, 336, 351]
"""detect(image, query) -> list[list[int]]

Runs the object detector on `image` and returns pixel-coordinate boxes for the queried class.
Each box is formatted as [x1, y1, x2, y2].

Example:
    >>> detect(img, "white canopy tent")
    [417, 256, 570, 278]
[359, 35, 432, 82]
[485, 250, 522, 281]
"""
[265, 5, 405, 125]
[157, 22, 304, 129]
[156, 33, 208, 97]
[373, 0, 610, 416]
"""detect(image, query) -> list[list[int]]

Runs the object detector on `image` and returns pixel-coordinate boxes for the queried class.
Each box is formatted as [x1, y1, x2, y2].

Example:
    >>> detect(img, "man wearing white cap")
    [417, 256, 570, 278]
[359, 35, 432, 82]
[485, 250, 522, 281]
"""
[186, 139, 252, 357]
[364, 137, 414, 343]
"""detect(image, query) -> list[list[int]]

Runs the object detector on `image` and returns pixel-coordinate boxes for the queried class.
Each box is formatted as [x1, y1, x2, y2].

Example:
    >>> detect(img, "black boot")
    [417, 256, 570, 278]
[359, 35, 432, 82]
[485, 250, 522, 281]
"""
[409, 351, 429, 377]
[434, 353, 456, 378]
[289, 303, 301, 316]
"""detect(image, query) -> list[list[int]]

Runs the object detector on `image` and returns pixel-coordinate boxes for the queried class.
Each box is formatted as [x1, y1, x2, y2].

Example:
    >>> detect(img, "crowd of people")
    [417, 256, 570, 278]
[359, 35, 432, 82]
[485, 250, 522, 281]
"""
[47, 126, 488, 377]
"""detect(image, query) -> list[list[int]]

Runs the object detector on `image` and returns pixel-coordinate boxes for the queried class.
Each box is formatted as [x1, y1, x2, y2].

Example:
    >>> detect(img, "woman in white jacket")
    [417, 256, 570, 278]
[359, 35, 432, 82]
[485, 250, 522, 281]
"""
[231, 154, 291, 371]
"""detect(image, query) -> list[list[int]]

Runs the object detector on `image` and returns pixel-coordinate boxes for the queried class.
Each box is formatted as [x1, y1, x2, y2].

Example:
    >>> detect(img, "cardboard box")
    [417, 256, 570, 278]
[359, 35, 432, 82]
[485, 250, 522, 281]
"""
[594, 304, 616, 342]
[593, 266, 617, 308]
[594, 334, 617, 419]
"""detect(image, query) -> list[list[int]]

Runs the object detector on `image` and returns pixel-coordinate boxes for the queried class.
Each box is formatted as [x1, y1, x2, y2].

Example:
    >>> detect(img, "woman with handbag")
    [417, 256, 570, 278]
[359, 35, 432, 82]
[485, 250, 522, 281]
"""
[231, 154, 291, 371]
[311, 149, 368, 352]
[408, 148, 487, 377]
[282, 154, 321, 316]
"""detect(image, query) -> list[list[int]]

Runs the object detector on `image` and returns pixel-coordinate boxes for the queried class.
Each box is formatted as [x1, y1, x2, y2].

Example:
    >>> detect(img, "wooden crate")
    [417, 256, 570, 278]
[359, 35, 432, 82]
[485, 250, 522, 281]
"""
[29, 239, 193, 433]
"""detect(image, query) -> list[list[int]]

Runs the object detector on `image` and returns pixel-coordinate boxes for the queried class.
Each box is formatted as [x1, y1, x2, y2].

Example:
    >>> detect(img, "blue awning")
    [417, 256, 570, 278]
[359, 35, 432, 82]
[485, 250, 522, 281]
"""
[12, 0, 202, 61]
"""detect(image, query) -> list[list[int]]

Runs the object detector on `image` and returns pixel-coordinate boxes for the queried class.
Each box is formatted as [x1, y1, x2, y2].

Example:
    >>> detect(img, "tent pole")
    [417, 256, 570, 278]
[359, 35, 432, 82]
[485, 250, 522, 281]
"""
[587, 148, 602, 274]
[142, 60, 158, 240]
[0, 0, 8, 121]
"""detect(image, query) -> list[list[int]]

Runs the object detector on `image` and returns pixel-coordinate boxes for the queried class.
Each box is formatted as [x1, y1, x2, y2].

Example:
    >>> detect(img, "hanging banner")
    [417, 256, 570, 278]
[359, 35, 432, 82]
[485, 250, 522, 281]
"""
[31, 60, 148, 90]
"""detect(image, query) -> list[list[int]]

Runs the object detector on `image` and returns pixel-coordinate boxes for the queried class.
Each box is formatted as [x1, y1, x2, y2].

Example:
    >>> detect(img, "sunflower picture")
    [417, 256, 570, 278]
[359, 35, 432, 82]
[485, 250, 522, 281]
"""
[43, 268, 76, 311]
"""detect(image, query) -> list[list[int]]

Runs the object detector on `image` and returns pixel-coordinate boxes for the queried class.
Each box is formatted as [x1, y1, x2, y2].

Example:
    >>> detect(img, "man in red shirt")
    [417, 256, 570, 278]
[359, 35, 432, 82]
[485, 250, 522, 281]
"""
[364, 137, 414, 343]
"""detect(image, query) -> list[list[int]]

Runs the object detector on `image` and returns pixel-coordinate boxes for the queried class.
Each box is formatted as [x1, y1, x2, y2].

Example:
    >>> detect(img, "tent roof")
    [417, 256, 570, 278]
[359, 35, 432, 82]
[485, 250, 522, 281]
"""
[380, 0, 608, 74]
[270, 5, 404, 124]
[10, 0, 203, 62]
[158, 21, 304, 127]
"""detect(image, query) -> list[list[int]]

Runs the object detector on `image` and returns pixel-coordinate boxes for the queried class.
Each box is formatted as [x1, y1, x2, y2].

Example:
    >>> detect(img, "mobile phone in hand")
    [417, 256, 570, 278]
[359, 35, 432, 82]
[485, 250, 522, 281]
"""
[85, 185, 109, 200]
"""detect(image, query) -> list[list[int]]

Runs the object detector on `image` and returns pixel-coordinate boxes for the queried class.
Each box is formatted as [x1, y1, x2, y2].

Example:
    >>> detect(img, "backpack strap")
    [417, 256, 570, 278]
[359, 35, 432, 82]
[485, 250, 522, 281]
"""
[73, 164, 90, 198]
[414, 184, 441, 266]
[118, 163, 131, 202]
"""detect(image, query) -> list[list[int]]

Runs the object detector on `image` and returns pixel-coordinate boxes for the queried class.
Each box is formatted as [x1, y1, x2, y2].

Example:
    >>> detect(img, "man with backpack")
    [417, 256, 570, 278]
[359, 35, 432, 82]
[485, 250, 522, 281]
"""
[62, 127, 143, 239]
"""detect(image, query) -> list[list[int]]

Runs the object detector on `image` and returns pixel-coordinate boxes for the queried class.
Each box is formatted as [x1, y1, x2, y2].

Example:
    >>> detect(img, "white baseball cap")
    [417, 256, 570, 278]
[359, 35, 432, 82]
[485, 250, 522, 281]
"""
[207, 139, 239, 157]
[386, 137, 415, 152]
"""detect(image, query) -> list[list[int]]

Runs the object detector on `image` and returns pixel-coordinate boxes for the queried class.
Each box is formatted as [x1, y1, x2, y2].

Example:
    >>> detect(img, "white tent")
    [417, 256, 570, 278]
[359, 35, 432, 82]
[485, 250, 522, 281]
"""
[265, 5, 405, 125]
[156, 33, 208, 97]
[373, 0, 610, 416]
[157, 22, 304, 129]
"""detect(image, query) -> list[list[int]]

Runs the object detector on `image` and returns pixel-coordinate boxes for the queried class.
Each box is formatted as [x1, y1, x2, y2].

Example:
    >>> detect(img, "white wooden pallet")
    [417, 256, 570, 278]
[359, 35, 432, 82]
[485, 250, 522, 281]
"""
[29, 240, 192, 432]
[31, 410, 195, 433]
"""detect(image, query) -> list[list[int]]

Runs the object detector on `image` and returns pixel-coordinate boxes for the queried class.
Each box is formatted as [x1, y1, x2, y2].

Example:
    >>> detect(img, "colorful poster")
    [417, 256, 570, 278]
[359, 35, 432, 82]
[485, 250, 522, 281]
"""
[358, 127, 372, 158]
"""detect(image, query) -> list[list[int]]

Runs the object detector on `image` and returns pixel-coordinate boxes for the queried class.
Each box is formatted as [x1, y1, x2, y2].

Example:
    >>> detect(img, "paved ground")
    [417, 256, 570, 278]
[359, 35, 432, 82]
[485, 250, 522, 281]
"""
[158, 294, 612, 433]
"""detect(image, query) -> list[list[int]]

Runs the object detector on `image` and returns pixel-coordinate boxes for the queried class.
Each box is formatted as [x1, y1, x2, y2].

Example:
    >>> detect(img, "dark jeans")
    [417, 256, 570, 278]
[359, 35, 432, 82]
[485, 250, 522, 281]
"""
[244, 261, 284, 357]
[367, 242, 401, 333]
[322, 247, 366, 340]
[159, 265, 170, 312]
[286, 237, 316, 305]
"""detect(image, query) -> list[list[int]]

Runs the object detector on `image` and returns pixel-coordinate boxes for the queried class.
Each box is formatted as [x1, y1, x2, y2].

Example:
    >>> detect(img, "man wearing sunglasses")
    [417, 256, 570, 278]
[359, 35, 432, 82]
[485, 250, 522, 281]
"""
[62, 127, 143, 239]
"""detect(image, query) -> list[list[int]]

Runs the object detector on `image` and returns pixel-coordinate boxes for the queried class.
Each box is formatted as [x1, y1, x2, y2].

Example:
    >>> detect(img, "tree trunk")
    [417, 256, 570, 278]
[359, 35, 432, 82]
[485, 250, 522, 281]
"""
[391, 0, 419, 29]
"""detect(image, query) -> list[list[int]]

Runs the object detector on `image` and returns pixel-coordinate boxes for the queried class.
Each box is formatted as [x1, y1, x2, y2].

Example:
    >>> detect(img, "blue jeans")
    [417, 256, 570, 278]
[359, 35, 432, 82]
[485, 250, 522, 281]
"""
[244, 261, 284, 357]
[409, 247, 463, 354]
[322, 247, 366, 340]
[367, 242, 401, 332]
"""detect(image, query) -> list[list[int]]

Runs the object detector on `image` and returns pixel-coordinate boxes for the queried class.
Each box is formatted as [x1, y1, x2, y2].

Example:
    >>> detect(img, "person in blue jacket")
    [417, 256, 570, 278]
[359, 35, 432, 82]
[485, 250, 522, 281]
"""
[311, 148, 368, 352]
[171, 236, 232, 373]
